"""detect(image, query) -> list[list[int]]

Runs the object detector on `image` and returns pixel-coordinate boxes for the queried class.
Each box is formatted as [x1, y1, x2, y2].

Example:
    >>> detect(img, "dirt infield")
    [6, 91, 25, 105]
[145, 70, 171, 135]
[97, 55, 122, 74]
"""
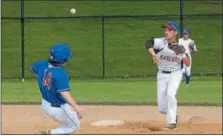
[2, 105, 222, 134]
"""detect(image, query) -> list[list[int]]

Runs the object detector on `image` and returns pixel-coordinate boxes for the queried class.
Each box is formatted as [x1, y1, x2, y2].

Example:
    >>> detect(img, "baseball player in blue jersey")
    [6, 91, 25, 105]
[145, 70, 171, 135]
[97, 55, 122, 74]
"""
[179, 29, 198, 86]
[29, 43, 84, 134]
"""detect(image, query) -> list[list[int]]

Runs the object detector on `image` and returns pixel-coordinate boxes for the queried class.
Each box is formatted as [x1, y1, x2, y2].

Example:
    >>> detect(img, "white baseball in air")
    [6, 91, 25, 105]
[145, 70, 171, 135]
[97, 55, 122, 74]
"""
[70, 8, 76, 15]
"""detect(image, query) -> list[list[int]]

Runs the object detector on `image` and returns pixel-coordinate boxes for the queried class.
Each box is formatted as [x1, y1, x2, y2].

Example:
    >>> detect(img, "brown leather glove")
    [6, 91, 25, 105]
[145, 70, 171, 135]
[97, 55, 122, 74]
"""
[168, 43, 185, 55]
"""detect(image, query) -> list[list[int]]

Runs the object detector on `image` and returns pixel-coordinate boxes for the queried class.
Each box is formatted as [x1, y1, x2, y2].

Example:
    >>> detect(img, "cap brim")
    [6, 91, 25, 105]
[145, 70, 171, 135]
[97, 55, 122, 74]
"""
[183, 32, 189, 35]
[162, 25, 175, 31]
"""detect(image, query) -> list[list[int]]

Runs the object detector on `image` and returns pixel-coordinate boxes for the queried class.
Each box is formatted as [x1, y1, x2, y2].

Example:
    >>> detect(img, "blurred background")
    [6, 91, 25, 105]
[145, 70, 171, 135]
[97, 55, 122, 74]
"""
[2, 0, 222, 80]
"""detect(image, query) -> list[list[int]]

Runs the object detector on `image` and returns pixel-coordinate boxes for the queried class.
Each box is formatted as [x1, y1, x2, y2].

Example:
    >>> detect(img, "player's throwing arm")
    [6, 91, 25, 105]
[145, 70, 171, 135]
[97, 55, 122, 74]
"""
[145, 21, 190, 130]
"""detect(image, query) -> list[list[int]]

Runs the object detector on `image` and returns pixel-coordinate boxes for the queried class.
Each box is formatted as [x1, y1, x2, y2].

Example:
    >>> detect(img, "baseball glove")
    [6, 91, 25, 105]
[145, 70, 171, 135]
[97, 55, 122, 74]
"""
[168, 43, 185, 55]
[189, 40, 195, 51]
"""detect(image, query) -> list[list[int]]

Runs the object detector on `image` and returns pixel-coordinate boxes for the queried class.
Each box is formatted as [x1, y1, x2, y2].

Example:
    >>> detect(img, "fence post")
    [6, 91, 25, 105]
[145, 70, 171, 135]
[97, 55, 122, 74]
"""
[180, 0, 184, 37]
[101, 16, 105, 78]
[21, 0, 25, 82]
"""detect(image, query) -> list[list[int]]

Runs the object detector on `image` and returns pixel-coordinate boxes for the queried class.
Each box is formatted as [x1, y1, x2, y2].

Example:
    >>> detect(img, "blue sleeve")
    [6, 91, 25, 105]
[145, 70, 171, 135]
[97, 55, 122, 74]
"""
[55, 70, 70, 93]
[29, 61, 39, 74]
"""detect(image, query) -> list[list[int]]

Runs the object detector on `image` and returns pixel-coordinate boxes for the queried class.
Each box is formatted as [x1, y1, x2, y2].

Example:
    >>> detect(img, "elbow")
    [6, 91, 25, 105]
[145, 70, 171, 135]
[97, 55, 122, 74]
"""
[148, 47, 153, 51]
[146, 45, 153, 51]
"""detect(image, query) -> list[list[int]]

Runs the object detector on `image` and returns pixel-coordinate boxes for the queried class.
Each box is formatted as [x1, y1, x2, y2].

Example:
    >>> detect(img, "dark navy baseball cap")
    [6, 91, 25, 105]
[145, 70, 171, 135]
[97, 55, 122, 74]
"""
[162, 21, 179, 32]
[183, 29, 190, 35]
[50, 43, 73, 64]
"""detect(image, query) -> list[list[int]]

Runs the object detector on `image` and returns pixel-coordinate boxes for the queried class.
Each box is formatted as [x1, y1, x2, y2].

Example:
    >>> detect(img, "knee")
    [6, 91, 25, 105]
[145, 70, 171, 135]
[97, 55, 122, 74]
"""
[70, 126, 78, 133]
[74, 120, 81, 130]
[167, 94, 176, 102]
[185, 72, 191, 76]
[185, 69, 191, 76]
[69, 125, 79, 134]
[69, 120, 80, 132]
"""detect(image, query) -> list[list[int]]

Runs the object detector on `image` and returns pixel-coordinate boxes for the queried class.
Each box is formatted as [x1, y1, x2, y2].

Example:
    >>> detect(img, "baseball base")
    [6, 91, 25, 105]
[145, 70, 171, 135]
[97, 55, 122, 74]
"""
[91, 120, 124, 127]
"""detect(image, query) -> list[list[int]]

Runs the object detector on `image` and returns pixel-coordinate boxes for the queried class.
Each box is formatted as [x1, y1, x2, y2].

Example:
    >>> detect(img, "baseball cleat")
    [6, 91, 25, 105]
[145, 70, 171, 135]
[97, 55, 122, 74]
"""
[40, 129, 50, 135]
[163, 115, 179, 130]
[165, 124, 177, 130]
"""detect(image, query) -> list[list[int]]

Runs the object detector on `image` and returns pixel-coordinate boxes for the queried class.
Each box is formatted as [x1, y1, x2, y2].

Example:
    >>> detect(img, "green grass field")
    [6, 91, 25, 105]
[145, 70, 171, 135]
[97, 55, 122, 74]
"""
[2, 77, 222, 106]
[2, 1, 222, 78]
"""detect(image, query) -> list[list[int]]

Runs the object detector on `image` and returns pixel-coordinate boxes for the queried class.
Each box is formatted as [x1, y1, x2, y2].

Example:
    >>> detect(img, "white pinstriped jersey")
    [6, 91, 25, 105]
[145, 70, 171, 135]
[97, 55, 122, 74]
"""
[154, 37, 184, 71]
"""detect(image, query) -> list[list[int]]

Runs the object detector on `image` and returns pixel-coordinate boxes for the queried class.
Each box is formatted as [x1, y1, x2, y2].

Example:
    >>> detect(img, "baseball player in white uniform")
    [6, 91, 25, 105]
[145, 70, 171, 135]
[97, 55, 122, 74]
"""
[145, 21, 190, 129]
[179, 29, 198, 86]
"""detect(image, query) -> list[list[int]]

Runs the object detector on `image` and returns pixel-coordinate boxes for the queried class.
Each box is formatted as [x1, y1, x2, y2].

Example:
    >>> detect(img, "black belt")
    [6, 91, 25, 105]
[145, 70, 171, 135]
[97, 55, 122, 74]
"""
[161, 71, 173, 74]
[51, 103, 61, 108]
[44, 99, 62, 108]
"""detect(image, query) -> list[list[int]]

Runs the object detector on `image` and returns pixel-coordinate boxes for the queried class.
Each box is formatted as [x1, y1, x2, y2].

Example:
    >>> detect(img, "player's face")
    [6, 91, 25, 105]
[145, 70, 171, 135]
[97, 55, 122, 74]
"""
[164, 28, 175, 40]
[183, 33, 189, 39]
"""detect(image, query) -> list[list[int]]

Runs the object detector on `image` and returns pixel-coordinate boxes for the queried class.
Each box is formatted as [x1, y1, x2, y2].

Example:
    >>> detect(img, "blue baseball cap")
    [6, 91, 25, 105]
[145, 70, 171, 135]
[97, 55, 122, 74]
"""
[183, 29, 190, 35]
[50, 43, 73, 64]
[162, 21, 179, 32]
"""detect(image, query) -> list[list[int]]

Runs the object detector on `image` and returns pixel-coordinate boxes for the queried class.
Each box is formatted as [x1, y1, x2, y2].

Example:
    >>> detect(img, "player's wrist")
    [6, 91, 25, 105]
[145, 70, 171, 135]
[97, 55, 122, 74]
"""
[72, 104, 81, 110]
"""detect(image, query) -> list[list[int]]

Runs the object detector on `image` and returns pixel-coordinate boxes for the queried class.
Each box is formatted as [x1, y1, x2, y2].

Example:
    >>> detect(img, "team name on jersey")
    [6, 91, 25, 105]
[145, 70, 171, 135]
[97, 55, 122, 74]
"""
[160, 55, 181, 63]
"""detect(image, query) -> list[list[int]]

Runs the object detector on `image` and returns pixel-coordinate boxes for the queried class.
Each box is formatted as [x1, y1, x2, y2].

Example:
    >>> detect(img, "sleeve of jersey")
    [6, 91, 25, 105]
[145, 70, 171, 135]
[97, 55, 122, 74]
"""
[55, 71, 70, 93]
[153, 38, 164, 50]
[29, 61, 39, 74]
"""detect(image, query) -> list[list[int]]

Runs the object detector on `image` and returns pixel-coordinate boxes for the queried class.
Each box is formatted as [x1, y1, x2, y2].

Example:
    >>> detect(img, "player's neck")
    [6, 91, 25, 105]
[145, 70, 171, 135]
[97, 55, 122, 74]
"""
[167, 38, 177, 43]
[48, 58, 63, 67]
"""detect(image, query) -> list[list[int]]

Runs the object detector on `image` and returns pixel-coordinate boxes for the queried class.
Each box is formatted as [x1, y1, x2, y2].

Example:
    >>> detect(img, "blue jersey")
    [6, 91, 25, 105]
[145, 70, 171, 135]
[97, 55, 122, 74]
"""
[30, 60, 70, 105]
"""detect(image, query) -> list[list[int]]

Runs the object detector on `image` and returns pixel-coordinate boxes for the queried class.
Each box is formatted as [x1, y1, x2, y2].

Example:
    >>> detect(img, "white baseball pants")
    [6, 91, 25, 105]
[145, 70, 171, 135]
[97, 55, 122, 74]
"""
[157, 70, 182, 124]
[41, 99, 80, 134]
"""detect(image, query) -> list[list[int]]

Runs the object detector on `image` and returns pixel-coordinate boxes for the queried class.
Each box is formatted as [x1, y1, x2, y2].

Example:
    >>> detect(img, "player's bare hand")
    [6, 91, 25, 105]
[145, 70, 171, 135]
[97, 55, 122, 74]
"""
[73, 105, 86, 119]
[153, 56, 159, 65]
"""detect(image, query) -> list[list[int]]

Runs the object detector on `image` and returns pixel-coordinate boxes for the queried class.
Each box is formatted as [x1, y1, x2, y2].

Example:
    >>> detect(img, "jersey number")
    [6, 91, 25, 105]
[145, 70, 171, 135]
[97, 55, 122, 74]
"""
[43, 70, 52, 90]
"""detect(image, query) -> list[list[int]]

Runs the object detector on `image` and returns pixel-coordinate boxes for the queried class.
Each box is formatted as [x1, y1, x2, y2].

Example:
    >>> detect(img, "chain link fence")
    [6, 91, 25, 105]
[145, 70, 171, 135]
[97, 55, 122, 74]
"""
[2, 0, 222, 79]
